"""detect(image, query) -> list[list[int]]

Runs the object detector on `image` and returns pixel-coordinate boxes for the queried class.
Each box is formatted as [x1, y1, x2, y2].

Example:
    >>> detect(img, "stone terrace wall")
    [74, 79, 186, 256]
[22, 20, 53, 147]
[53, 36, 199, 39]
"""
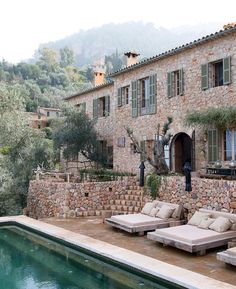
[158, 176, 236, 216]
[27, 177, 151, 219]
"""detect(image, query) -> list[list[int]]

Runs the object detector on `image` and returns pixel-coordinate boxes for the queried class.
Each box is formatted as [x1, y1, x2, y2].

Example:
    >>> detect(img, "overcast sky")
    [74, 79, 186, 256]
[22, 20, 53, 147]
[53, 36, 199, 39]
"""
[1, 0, 236, 63]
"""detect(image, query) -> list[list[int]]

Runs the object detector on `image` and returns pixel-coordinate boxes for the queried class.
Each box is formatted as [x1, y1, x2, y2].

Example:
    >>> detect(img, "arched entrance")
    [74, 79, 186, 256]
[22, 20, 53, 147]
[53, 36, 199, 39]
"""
[171, 133, 192, 173]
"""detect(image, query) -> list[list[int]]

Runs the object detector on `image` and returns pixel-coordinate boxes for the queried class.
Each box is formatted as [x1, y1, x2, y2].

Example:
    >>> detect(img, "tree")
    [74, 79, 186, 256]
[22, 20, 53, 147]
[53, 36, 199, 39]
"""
[126, 117, 173, 174]
[0, 82, 57, 215]
[52, 104, 102, 168]
[60, 47, 74, 67]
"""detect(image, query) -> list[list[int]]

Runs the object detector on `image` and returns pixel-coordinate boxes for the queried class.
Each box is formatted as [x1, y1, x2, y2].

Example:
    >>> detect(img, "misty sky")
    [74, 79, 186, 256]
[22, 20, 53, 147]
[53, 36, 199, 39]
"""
[2, 0, 236, 63]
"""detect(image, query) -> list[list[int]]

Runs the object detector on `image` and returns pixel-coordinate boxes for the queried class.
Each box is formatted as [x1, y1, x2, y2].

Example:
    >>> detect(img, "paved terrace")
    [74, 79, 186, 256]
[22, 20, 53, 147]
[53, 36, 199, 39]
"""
[42, 216, 236, 287]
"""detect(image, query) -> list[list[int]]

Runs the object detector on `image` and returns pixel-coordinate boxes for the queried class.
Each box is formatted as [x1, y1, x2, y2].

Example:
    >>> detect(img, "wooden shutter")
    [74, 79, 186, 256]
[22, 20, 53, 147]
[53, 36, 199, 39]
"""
[93, 98, 98, 119]
[81, 102, 86, 113]
[149, 74, 157, 114]
[208, 129, 218, 163]
[105, 95, 110, 116]
[179, 69, 184, 95]
[140, 140, 146, 161]
[117, 87, 122, 107]
[131, 80, 138, 117]
[167, 72, 173, 97]
[223, 56, 231, 85]
[201, 64, 209, 90]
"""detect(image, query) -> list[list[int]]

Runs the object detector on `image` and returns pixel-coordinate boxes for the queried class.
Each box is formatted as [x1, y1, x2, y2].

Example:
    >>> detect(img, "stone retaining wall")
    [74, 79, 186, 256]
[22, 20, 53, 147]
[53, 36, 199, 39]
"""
[27, 177, 151, 219]
[158, 176, 236, 216]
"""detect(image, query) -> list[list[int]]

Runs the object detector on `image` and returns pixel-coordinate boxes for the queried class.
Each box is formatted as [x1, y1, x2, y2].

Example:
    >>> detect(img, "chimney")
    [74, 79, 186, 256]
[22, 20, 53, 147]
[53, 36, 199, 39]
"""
[93, 69, 105, 86]
[223, 22, 236, 29]
[124, 51, 140, 67]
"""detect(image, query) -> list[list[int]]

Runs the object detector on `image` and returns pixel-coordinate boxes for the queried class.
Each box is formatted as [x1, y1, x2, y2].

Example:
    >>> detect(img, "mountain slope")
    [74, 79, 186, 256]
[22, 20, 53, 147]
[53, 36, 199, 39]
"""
[37, 21, 223, 66]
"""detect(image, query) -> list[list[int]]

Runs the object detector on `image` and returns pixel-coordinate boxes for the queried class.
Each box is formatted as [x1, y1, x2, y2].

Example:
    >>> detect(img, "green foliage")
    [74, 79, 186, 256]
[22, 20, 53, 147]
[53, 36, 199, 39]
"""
[0, 46, 92, 114]
[145, 174, 162, 199]
[79, 168, 134, 182]
[186, 107, 236, 129]
[0, 83, 57, 215]
[52, 104, 101, 164]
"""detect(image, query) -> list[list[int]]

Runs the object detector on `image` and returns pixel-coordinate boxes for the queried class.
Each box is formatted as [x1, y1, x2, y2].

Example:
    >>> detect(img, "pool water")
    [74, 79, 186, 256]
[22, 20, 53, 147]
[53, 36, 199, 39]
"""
[0, 226, 184, 289]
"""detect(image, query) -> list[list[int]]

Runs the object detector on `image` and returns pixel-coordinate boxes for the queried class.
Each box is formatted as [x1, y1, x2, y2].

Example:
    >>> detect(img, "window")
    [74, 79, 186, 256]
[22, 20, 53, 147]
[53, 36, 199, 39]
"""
[167, 69, 184, 97]
[117, 86, 129, 106]
[76, 102, 86, 113]
[141, 78, 149, 109]
[93, 95, 110, 118]
[224, 129, 236, 161]
[201, 57, 231, 90]
[131, 74, 157, 117]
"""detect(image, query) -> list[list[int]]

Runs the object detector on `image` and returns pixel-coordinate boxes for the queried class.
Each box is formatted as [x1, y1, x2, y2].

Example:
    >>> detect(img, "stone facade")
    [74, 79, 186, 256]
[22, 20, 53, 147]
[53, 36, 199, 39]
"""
[27, 177, 151, 219]
[66, 27, 236, 175]
[158, 176, 236, 216]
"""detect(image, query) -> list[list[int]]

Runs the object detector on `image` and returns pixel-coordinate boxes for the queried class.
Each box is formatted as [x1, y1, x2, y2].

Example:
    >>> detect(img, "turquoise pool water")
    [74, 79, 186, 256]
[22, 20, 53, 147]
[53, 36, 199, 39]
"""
[0, 226, 184, 289]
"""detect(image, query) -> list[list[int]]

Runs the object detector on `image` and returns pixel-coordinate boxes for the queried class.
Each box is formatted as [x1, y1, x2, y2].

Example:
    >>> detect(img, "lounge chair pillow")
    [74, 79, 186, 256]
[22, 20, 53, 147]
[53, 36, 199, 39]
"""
[209, 217, 232, 233]
[149, 207, 160, 217]
[198, 217, 215, 229]
[156, 205, 175, 219]
[231, 222, 236, 231]
[188, 211, 211, 226]
[141, 202, 155, 215]
[172, 205, 182, 219]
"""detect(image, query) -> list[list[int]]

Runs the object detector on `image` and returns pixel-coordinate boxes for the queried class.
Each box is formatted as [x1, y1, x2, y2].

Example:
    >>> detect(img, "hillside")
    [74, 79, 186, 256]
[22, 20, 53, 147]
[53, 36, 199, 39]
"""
[37, 22, 223, 66]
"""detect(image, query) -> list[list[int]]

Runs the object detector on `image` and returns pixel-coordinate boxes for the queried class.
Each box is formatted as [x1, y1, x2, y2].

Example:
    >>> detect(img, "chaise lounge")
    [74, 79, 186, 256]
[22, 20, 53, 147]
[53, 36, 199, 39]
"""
[217, 246, 236, 266]
[147, 209, 236, 255]
[105, 201, 185, 235]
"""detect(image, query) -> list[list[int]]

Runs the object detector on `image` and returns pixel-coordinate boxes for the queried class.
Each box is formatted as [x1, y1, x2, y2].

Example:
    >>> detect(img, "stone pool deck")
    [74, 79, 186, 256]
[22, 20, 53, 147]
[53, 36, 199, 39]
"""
[42, 216, 236, 287]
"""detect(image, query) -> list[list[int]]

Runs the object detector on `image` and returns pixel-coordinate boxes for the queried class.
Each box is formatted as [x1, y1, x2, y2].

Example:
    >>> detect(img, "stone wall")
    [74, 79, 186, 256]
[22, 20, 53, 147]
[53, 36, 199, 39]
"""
[27, 177, 151, 219]
[158, 176, 236, 216]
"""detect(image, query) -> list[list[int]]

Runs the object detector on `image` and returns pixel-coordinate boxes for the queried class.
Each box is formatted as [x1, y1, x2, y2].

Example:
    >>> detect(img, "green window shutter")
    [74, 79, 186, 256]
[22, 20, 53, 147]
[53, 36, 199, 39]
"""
[167, 72, 173, 97]
[93, 99, 98, 119]
[208, 129, 218, 163]
[179, 69, 184, 95]
[223, 56, 231, 85]
[140, 140, 146, 161]
[117, 87, 122, 107]
[81, 102, 86, 113]
[149, 74, 157, 114]
[201, 64, 209, 90]
[105, 95, 110, 116]
[131, 80, 138, 117]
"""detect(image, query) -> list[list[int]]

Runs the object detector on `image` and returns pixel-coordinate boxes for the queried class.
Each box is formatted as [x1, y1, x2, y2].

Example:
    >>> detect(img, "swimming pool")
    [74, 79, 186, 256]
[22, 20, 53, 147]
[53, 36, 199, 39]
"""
[0, 225, 184, 289]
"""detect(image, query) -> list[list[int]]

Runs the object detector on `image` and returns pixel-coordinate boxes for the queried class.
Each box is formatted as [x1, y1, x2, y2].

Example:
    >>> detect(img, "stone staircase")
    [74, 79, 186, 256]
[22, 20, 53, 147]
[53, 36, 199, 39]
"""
[78, 184, 151, 217]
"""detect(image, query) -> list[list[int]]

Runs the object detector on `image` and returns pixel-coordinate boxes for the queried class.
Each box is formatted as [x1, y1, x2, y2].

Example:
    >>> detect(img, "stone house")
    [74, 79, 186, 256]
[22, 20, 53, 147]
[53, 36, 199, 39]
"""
[66, 24, 236, 175]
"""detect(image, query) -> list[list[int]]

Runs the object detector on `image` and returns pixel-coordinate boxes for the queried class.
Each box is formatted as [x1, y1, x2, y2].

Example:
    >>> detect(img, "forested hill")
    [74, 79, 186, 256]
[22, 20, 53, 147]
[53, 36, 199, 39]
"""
[37, 22, 222, 66]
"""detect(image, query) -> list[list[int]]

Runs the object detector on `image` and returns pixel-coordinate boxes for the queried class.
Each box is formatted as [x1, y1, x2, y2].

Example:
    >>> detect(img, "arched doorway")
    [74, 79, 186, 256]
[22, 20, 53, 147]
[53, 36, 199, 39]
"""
[171, 133, 192, 173]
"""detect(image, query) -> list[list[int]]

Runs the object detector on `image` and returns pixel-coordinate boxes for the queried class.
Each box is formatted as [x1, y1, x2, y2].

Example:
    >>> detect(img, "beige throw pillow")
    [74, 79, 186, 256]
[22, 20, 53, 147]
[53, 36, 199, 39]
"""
[149, 207, 159, 217]
[188, 211, 211, 226]
[209, 217, 232, 233]
[156, 205, 175, 219]
[198, 217, 215, 229]
[141, 202, 155, 215]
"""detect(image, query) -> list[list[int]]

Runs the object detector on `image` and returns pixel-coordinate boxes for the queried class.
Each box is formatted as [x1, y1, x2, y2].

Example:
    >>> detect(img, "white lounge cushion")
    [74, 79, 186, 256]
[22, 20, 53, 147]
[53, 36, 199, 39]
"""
[110, 213, 165, 227]
[209, 217, 232, 233]
[198, 218, 215, 229]
[188, 211, 211, 226]
[141, 202, 155, 215]
[149, 207, 159, 217]
[226, 247, 236, 256]
[156, 205, 175, 219]
[152, 224, 236, 245]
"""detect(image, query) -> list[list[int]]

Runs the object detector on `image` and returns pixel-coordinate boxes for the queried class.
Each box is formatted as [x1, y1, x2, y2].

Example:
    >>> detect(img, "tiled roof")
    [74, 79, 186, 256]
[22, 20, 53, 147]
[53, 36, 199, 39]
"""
[110, 25, 236, 77]
[64, 80, 113, 100]
[65, 25, 236, 99]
